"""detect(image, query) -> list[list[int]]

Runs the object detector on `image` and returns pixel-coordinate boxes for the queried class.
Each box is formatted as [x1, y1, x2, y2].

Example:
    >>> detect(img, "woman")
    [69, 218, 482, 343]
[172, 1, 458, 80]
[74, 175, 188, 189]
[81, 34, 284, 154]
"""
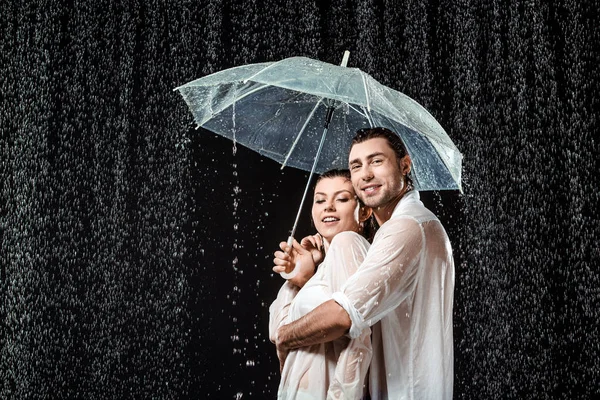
[269, 169, 373, 400]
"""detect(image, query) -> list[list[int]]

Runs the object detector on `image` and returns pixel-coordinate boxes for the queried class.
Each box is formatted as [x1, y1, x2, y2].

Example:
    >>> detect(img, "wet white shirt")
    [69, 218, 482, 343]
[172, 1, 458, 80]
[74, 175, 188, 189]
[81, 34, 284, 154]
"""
[332, 190, 455, 400]
[269, 232, 372, 400]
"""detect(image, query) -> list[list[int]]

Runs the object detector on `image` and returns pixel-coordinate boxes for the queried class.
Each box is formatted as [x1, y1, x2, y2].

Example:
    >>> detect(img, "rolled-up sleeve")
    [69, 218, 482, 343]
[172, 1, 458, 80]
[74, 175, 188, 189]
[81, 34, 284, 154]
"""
[332, 217, 424, 338]
[268, 281, 299, 343]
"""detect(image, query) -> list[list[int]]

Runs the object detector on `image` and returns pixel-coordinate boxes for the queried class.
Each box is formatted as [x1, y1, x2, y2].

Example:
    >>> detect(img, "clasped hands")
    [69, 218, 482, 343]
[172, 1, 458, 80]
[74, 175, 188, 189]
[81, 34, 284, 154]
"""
[272, 234, 325, 288]
[272, 234, 325, 372]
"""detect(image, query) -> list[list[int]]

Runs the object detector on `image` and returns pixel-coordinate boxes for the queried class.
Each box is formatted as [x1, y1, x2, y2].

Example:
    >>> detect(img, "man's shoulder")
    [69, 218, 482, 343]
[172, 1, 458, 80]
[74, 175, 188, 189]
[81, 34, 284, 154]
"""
[374, 214, 423, 243]
[391, 202, 438, 225]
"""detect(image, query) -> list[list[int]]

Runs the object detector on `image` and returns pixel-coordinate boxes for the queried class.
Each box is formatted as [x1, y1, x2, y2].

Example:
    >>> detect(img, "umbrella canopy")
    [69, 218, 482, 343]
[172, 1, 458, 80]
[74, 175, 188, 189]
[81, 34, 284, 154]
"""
[175, 55, 462, 192]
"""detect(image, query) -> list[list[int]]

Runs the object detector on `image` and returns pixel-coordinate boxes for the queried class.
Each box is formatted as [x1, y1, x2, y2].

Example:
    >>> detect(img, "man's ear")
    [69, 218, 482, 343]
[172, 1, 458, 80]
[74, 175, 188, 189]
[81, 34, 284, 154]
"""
[359, 206, 373, 223]
[401, 155, 412, 175]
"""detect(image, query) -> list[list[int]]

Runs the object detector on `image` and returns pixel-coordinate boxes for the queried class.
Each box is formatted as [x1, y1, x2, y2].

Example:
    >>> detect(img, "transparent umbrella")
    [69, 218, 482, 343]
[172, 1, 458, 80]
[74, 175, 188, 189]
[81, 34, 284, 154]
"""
[174, 52, 462, 243]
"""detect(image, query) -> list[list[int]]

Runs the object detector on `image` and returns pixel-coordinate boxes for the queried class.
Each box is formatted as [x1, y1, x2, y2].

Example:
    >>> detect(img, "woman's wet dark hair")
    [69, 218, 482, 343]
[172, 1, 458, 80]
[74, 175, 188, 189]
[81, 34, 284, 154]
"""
[314, 169, 378, 242]
[315, 168, 351, 184]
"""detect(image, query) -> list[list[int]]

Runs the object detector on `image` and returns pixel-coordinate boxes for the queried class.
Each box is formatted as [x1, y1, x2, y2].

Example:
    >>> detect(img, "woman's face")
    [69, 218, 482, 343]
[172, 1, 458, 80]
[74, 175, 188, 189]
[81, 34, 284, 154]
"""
[312, 176, 362, 244]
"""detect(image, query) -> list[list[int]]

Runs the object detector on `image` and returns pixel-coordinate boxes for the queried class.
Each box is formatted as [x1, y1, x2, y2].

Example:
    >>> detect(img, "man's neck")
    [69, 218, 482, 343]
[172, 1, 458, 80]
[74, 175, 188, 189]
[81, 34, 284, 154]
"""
[373, 192, 405, 226]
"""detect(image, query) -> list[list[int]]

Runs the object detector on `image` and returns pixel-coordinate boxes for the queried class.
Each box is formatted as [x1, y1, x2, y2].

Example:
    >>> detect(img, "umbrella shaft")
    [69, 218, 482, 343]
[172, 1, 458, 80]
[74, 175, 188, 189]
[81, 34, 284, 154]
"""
[289, 106, 335, 241]
[324, 106, 335, 128]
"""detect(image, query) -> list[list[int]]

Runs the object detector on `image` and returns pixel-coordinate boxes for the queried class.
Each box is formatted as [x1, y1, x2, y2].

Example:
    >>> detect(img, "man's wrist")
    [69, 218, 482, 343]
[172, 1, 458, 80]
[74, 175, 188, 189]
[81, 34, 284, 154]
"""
[276, 325, 289, 349]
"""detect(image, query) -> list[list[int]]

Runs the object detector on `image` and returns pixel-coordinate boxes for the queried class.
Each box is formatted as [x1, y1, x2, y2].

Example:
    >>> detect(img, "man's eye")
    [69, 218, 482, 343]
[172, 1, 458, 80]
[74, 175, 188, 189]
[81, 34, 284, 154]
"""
[350, 164, 360, 170]
[372, 159, 382, 165]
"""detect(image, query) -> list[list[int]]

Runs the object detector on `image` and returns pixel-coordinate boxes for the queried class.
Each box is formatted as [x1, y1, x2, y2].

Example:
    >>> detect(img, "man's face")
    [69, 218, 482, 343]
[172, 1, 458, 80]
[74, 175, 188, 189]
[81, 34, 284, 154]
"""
[348, 137, 407, 209]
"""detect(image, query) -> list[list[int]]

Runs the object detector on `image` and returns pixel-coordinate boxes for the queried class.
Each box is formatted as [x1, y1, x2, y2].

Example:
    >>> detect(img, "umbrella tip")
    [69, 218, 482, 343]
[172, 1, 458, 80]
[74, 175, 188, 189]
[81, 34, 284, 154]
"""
[340, 50, 350, 67]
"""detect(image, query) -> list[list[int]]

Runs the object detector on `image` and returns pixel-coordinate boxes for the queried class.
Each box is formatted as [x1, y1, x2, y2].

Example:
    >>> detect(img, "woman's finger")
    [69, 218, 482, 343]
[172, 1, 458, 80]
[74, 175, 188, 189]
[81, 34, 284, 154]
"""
[273, 257, 291, 266]
[274, 250, 290, 261]
[278, 241, 292, 254]
[272, 265, 286, 273]
[291, 239, 306, 254]
[300, 236, 316, 249]
[314, 233, 324, 251]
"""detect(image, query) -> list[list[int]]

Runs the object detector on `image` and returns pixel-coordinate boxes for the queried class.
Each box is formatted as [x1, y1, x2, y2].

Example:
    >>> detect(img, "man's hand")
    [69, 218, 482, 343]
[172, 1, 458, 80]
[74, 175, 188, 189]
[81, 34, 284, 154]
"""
[276, 343, 288, 373]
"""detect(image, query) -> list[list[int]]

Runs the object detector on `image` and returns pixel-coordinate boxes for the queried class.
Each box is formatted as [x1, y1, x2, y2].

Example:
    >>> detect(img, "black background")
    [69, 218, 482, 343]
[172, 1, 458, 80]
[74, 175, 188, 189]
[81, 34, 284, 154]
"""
[1, 0, 599, 398]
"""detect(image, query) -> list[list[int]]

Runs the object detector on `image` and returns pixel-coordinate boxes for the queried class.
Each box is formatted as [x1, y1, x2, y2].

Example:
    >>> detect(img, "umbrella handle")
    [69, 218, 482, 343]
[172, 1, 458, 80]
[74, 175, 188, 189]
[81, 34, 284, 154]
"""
[280, 264, 300, 280]
[279, 235, 299, 279]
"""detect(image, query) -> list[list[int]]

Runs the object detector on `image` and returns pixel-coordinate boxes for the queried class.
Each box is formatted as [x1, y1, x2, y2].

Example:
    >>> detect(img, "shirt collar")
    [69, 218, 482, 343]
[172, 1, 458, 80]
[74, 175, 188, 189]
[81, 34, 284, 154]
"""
[390, 190, 422, 219]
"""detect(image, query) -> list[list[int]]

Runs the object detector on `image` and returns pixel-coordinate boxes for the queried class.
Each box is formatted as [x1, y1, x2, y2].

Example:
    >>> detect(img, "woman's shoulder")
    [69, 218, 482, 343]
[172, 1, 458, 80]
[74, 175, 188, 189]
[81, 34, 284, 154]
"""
[329, 231, 369, 248]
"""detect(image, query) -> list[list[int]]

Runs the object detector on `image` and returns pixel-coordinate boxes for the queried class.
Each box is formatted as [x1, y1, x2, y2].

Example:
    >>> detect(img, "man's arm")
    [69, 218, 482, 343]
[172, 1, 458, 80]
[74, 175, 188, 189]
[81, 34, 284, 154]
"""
[276, 299, 351, 350]
[268, 281, 299, 344]
[277, 218, 424, 350]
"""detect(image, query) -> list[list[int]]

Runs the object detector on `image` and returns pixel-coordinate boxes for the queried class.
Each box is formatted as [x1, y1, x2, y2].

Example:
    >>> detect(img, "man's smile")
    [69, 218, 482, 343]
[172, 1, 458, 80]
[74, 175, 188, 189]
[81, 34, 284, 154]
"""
[361, 184, 381, 195]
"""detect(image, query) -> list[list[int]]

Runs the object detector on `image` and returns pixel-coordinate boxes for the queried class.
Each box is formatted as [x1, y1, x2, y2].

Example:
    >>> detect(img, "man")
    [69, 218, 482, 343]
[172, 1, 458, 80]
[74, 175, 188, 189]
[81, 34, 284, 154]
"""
[273, 127, 455, 399]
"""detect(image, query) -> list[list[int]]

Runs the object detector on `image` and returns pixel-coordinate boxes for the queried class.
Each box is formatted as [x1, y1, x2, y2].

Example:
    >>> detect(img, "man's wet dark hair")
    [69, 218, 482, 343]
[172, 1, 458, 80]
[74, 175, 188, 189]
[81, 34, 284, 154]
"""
[351, 127, 413, 189]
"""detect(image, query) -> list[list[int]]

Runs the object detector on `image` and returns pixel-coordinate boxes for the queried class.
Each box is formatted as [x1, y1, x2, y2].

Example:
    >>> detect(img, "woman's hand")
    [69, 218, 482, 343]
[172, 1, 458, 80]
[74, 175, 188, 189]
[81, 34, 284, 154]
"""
[272, 239, 317, 288]
[300, 234, 325, 266]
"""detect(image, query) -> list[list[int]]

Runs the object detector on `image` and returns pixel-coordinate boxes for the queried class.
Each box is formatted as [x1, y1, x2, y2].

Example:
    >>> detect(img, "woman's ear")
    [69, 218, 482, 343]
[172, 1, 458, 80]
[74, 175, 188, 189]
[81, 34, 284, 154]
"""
[359, 206, 373, 223]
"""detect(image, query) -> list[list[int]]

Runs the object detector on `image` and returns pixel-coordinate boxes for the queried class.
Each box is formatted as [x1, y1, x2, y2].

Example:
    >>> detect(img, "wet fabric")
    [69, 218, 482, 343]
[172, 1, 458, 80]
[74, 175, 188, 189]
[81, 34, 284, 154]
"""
[332, 191, 455, 400]
[269, 232, 372, 400]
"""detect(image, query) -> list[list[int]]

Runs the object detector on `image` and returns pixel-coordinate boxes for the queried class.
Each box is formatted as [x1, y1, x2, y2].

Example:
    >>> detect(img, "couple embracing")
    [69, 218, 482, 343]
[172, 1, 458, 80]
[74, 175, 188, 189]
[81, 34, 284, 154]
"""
[269, 127, 455, 400]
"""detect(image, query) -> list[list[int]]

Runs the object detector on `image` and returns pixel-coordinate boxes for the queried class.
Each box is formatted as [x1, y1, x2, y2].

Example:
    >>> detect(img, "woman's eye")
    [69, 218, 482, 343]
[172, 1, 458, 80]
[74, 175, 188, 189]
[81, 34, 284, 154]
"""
[337, 198, 350, 203]
[315, 199, 325, 204]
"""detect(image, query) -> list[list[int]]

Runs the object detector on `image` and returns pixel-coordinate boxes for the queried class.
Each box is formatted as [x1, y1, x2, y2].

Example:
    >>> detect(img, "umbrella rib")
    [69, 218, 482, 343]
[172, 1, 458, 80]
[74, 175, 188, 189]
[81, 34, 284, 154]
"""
[347, 103, 374, 127]
[196, 83, 270, 126]
[242, 61, 278, 84]
[280, 98, 325, 169]
[360, 71, 371, 112]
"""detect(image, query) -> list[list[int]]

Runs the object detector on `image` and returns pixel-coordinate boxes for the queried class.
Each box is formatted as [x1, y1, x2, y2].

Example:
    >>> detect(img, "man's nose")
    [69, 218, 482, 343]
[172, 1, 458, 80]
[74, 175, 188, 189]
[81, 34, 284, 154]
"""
[360, 166, 374, 181]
